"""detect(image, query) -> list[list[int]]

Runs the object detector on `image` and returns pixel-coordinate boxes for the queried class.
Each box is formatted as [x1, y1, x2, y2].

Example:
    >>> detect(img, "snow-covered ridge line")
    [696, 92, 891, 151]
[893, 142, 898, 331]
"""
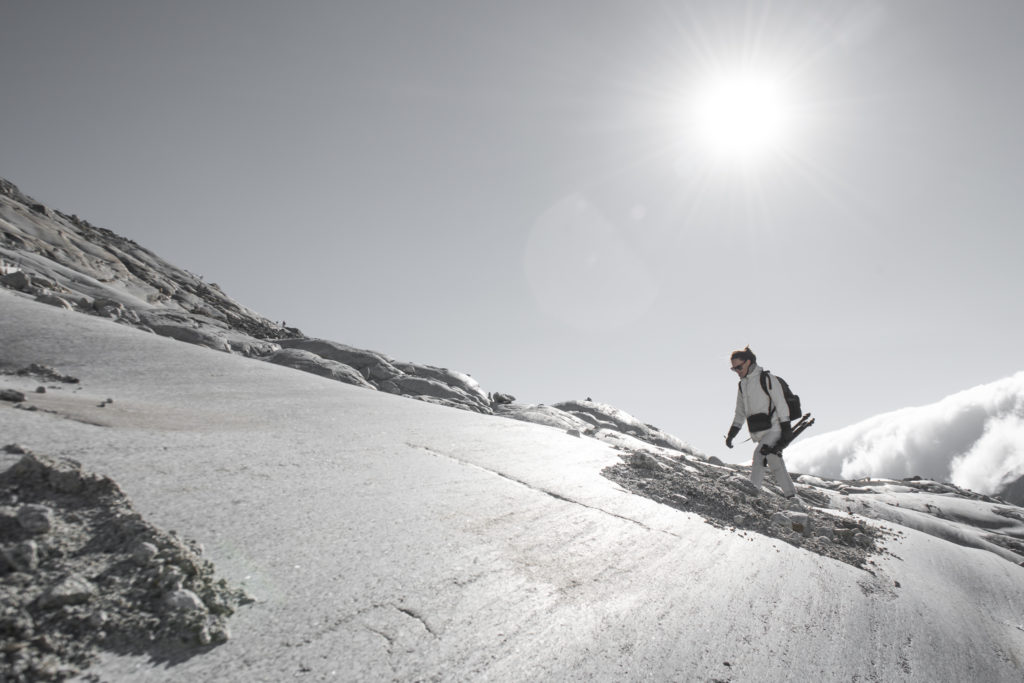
[0, 177, 696, 455]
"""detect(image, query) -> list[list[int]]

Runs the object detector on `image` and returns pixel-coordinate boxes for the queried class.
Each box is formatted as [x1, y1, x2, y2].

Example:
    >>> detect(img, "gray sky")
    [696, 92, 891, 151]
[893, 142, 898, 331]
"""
[5, 1, 1023, 462]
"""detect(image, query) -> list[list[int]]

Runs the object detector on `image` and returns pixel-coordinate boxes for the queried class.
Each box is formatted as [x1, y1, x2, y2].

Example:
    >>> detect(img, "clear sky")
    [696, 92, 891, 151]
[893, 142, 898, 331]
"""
[4, 1, 1023, 463]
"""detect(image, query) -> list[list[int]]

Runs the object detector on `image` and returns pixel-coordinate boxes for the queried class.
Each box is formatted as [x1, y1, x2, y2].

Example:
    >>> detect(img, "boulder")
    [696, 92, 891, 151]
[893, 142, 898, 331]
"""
[18, 504, 55, 534]
[38, 574, 97, 608]
[1, 390, 27, 403]
[3, 540, 40, 572]
[132, 541, 160, 566]
[1, 271, 32, 291]
[165, 588, 206, 613]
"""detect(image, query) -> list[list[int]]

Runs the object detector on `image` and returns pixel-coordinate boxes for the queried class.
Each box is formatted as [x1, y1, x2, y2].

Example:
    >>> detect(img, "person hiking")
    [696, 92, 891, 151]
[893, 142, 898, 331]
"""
[725, 347, 797, 498]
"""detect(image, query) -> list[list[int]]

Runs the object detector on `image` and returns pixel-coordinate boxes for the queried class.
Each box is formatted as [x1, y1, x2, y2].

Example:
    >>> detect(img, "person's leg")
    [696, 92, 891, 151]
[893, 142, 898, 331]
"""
[766, 452, 797, 497]
[750, 443, 766, 491]
[749, 427, 781, 494]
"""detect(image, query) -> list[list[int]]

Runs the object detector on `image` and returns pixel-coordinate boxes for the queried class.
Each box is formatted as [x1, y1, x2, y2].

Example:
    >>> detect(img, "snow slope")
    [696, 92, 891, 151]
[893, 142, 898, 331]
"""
[4, 291, 1024, 682]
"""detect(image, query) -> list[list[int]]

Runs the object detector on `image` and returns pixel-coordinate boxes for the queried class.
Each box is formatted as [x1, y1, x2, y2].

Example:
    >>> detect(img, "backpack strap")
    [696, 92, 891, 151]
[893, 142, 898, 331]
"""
[760, 370, 776, 418]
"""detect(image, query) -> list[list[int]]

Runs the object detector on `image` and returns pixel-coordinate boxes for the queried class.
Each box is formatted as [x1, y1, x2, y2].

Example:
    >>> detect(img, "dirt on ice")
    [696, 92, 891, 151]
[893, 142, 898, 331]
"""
[0, 448, 252, 682]
[603, 449, 888, 570]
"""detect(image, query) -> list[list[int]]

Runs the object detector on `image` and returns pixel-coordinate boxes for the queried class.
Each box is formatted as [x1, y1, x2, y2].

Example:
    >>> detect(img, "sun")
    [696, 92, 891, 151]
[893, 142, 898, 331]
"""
[687, 70, 794, 164]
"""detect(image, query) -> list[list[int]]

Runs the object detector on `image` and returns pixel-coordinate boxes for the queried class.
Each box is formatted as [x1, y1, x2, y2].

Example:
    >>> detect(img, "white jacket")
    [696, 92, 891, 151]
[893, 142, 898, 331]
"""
[732, 363, 791, 439]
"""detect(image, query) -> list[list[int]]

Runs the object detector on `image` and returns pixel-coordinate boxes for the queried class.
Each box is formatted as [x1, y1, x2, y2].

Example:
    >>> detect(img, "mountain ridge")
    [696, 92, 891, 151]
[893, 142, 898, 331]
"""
[0, 176, 699, 456]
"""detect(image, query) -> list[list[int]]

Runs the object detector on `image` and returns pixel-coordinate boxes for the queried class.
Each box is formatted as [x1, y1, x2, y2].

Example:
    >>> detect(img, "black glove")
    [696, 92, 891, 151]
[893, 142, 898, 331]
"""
[780, 421, 793, 445]
[725, 425, 740, 449]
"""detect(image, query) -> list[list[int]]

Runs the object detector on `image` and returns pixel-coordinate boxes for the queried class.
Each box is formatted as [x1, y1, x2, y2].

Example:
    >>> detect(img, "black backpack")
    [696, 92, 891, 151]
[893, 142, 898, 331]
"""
[759, 370, 803, 422]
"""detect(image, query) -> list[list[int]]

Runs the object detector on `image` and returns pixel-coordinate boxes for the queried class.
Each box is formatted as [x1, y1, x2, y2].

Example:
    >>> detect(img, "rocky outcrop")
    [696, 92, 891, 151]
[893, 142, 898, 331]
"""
[380, 375, 492, 414]
[1, 176, 701, 447]
[265, 348, 374, 389]
[0, 179, 294, 348]
[276, 339, 493, 413]
[275, 338, 398, 379]
[553, 399, 698, 455]
[494, 403, 594, 433]
[392, 362, 489, 404]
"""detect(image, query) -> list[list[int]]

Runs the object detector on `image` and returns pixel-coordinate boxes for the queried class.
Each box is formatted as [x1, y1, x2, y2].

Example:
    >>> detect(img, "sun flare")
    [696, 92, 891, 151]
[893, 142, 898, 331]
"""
[688, 70, 794, 164]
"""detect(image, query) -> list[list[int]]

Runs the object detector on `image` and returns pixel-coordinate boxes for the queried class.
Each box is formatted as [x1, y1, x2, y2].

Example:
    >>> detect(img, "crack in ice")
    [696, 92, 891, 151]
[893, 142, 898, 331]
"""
[407, 442, 679, 538]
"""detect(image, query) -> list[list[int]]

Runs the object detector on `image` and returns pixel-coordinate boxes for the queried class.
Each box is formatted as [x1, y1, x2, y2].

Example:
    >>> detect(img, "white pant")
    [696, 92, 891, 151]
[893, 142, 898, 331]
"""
[750, 426, 796, 497]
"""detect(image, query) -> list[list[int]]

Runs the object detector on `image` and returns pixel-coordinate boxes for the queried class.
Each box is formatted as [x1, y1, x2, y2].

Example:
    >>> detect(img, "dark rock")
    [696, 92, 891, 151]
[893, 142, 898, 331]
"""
[1, 389, 27, 403]
[15, 365, 78, 383]
[38, 575, 96, 609]
[1, 271, 32, 291]
[18, 504, 55, 534]
[3, 540, 40, 573]
[491, 392, 516, 405]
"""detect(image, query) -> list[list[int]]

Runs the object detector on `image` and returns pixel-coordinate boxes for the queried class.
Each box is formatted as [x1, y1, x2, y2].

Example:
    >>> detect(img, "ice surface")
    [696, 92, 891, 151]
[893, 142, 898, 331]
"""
[3, 292, 1024, 682]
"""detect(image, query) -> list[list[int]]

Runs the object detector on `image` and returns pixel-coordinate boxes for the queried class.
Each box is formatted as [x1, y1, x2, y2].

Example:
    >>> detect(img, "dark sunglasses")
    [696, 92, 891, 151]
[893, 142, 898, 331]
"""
[730, 362, 746, 372]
